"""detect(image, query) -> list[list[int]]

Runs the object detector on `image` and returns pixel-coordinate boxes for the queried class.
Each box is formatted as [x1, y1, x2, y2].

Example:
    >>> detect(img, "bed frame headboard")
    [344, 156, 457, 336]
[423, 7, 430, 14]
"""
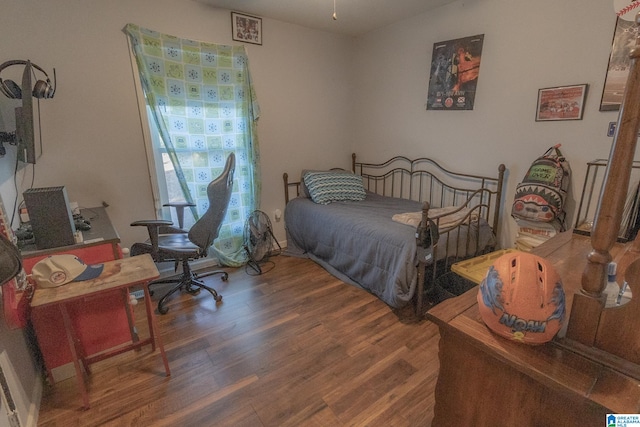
[352, 154, 506, 233]
[284, 153, 506, 239]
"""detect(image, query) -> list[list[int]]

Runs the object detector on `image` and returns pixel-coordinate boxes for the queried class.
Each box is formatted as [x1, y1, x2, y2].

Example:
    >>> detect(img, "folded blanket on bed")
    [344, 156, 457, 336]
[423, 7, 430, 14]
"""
[392, 206, 473, 229]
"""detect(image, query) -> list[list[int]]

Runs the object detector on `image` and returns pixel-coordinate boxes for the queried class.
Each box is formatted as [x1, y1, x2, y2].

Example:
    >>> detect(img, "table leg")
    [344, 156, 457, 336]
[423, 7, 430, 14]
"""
[60, 303, 90, 409]
[143, 284, 170, 377]
[122, 288, 139, 345]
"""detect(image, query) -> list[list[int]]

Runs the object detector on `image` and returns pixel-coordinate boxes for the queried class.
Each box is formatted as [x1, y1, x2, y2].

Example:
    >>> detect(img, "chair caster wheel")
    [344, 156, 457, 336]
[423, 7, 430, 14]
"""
[158, 305, 169, 315]
[221, 273, 228, 282]
[214, 295, 223, 303]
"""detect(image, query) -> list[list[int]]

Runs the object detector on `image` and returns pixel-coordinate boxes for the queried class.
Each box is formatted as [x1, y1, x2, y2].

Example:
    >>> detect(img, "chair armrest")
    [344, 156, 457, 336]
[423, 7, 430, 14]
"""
[131, 219, 174, 250]
[130, 219, 173, 227]
[132, 218, 185, 235]
[163, 202, 196, 229]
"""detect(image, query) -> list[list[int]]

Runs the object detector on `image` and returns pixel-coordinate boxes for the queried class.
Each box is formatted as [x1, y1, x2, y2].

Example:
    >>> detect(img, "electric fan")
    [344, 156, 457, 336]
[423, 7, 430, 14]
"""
[244, 210, 281, 274]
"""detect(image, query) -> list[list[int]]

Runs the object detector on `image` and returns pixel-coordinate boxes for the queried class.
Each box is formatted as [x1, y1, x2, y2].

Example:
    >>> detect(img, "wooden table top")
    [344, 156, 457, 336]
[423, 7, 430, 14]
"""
[30, 254, 159, 308]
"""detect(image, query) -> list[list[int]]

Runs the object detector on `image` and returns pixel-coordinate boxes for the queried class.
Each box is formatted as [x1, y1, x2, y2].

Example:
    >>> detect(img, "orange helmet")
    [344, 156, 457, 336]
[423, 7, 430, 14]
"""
[477, 251, 565, 345]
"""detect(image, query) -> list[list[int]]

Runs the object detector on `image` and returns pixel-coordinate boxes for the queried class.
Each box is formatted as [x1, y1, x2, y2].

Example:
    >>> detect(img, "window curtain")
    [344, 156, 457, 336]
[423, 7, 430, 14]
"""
[125, 24, 261, 267]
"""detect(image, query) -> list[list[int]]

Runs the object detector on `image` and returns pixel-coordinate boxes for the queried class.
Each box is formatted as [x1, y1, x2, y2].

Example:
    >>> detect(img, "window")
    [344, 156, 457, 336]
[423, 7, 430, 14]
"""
[126, 24, 261, 267]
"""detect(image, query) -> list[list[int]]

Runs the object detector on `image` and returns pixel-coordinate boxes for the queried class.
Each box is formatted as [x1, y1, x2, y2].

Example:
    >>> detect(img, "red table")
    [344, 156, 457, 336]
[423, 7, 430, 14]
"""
[30, 254, 170, 409]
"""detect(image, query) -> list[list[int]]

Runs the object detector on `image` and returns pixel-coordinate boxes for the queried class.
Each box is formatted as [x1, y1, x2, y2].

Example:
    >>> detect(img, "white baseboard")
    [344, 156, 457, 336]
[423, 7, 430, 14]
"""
[154, 257, 220, 276]
[25, 374, 42, 427]
[50, 363, 76, 383]
[0, 350, 42, 427]
[152, 240, 288, 275]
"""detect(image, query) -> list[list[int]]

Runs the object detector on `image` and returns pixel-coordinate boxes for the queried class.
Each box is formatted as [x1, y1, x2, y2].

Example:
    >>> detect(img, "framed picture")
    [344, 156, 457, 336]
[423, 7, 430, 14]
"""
[426, 34, 485, 111]
[600, 18, 638, 111]
[231, 12, 262, 45]
[535, 84, 588, 121]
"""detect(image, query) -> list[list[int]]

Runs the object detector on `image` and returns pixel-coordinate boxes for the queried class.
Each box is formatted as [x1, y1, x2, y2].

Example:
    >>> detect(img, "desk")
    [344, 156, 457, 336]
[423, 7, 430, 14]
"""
[23, 207, 133, 382]
[20, 207, 121, 262]
[426, 232, 640, 426]
[30, 254, 170, 409]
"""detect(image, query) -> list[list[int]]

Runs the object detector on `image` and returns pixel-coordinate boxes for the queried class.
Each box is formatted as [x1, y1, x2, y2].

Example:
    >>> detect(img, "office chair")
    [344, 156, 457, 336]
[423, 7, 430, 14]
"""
[130, 153, 235, 314]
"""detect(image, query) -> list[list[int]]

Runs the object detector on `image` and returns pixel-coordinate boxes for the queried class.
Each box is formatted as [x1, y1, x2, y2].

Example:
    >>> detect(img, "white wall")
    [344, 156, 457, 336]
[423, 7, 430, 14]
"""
[0, 0, 354, 251]
[3, 0, 623, 252]
[353, 0, 624, 247]
[0, 0, 636, 418]
[0, 0, 354, 422]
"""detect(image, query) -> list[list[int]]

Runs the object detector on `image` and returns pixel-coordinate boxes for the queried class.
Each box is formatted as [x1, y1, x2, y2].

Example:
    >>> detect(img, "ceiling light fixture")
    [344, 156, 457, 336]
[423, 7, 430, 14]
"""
[332, 0, 337, 20]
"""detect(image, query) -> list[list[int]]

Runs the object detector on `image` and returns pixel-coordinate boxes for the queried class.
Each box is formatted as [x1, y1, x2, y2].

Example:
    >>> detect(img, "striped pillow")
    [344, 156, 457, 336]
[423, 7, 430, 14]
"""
[303, 171, 366, 204]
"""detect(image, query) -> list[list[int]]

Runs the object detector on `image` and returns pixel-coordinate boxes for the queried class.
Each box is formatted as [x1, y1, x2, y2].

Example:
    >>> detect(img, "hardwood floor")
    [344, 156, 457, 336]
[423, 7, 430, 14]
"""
[37, 255, 439, 426]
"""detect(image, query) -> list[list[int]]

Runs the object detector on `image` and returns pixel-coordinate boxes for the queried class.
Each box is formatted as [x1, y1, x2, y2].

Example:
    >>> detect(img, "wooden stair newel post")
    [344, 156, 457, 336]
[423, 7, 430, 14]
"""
[566, 14, 640, 345]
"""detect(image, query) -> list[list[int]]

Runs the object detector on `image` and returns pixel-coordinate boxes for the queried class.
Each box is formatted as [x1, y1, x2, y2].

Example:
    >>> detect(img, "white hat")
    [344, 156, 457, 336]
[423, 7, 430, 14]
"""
[31, 254, 104, 288]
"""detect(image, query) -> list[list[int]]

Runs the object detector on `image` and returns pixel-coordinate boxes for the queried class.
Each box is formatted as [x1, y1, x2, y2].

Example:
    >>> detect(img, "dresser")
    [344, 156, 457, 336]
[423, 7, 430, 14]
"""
[426, 232, 640, 426]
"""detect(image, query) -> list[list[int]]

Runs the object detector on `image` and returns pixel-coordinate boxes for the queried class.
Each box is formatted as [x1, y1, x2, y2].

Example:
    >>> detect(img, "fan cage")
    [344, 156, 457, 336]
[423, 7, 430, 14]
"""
[244, 210, 281, 274]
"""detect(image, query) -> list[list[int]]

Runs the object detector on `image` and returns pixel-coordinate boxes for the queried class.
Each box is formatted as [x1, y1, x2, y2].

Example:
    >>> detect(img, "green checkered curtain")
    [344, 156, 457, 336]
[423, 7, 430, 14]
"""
[125, 24, 261, 267]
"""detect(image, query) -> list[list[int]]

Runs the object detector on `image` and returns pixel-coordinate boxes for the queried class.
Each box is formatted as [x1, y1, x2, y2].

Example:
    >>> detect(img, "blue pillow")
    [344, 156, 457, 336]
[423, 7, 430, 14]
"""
[303, 171, 366, 204]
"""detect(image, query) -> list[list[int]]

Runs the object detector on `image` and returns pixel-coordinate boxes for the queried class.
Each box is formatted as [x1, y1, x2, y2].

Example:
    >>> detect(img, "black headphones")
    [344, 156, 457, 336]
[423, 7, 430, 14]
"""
[0, 60, 56, 99]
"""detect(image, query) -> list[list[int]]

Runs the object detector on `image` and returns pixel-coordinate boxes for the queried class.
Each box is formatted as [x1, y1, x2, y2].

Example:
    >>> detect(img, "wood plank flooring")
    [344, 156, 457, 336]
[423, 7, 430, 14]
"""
[36, 255, 439, 426]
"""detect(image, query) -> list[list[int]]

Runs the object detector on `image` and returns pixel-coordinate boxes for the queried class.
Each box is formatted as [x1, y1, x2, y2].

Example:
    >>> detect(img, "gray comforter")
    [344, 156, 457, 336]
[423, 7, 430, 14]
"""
[284, 192, 495, 308]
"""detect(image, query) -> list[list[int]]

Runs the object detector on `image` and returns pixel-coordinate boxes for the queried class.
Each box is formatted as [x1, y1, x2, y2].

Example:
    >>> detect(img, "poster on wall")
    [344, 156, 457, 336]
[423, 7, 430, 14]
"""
[231, 12, 262, 45]
[600, 18, 638, 111]
[535, 84, 588, 121]
[426, 34, 484, 111]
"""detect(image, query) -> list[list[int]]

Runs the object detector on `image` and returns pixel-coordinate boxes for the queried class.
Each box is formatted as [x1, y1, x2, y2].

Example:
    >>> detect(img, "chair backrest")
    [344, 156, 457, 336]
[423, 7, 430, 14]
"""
[188, 153, 236, 250]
